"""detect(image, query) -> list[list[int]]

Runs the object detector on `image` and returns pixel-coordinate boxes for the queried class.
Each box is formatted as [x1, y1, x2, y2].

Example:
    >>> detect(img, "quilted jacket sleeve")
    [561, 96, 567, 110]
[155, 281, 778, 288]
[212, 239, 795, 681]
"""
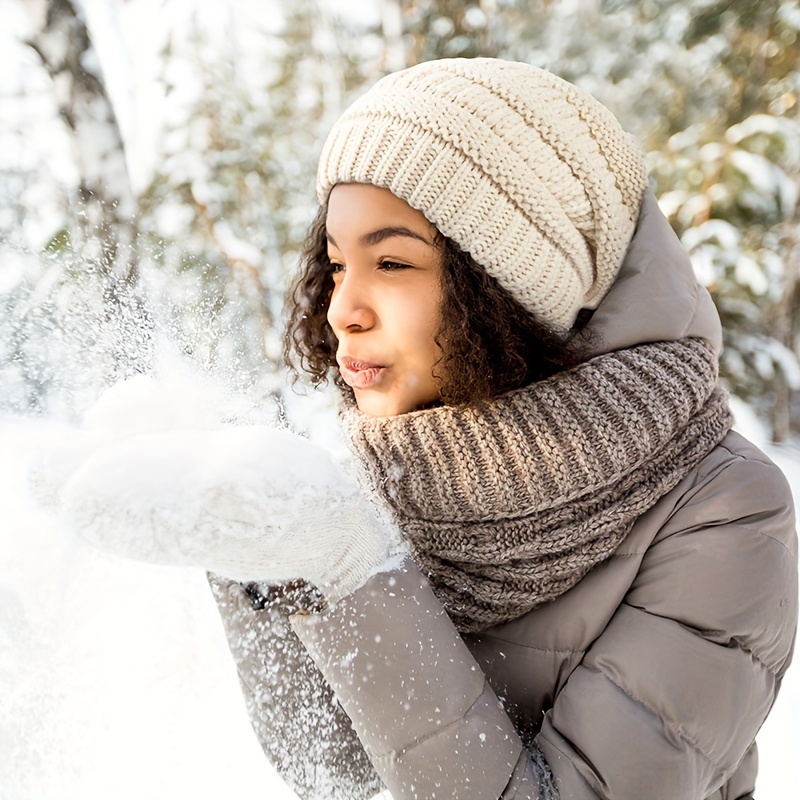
[291, 561, 558, 800]
[291, 439, 797, 800]
[207, 573, 384, 800]
[535, 443, 798, 800]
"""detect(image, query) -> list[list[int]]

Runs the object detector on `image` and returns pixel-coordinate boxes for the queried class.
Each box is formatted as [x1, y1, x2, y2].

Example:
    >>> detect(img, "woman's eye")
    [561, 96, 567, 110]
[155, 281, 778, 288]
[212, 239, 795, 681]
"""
[379, 260, 411, 271]
[330, 262, 345, 274]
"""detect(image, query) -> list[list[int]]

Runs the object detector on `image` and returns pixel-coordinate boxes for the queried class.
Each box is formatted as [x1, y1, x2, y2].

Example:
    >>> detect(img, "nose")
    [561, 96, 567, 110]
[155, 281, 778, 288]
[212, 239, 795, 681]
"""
[327, 270, 376, 336]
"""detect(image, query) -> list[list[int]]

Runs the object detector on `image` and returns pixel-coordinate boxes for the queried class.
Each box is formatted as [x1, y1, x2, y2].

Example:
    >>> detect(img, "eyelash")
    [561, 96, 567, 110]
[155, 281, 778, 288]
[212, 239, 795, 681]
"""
[378, 260, 411, 271]
[329, 260, 411, 273]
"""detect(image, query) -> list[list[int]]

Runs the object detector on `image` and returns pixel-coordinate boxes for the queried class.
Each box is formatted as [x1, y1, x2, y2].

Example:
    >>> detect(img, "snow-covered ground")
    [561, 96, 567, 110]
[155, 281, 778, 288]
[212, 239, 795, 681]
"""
[0, 417, 301, 798]
[1, 395, 798, 798]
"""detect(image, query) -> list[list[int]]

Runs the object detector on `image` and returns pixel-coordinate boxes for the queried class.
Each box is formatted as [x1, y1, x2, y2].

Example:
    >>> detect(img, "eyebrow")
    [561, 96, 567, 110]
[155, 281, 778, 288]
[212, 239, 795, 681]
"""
[326, 226, 434, 249]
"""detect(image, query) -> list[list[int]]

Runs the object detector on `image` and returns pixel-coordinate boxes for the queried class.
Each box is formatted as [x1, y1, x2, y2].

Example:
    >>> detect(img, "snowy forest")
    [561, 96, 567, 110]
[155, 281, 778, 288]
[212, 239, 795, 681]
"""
[1, 0, 799, 798]
[1, 0, 800, 439]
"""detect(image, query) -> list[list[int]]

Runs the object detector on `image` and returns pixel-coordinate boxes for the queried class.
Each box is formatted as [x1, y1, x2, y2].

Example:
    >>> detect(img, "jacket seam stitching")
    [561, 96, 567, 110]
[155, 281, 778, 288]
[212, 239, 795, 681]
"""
[535, 733, 602, 798]
[505, 644, 581, 655]
[590, 665, 721, 769]
[370, 677, 489, 760]
[685, 440, 745, 485]
[731, 636, 774, 674]
[679, 280, 700, 338]
[476, 634, 582, 654]
[720, 522, 796, 555]
[672, 453, 795, 556]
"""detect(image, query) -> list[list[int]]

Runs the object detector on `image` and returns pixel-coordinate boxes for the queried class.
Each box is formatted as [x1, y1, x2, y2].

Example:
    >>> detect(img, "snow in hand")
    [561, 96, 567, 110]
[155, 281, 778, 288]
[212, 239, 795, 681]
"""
[61, 423, 361, 577]
[36, 369, 389, 595]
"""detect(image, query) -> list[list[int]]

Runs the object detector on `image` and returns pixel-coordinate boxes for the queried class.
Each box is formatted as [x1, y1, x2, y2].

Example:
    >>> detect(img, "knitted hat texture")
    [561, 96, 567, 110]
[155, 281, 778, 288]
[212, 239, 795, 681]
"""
[317, 58, 650, 329]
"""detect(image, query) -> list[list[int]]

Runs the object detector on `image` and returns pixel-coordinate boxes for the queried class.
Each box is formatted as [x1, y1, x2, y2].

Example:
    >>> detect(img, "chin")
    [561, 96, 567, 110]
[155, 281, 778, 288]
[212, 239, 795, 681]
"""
[355, 395, 405, 418]
[355, 391, 440, 418]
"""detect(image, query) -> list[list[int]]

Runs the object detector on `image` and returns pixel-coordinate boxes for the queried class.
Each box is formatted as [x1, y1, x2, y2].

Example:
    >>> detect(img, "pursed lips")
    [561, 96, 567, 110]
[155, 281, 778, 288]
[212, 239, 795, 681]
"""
[337, 356, 387, 389]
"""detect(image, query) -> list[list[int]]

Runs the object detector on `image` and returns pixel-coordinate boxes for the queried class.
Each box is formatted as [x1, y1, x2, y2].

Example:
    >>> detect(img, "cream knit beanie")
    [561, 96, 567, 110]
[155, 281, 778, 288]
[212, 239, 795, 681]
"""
[317, 58, 650, 330]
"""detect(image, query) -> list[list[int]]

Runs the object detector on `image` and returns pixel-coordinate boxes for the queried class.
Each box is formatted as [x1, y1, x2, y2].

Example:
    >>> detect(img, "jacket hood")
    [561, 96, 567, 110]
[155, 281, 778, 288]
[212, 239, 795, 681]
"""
[580, 189, 722, 358]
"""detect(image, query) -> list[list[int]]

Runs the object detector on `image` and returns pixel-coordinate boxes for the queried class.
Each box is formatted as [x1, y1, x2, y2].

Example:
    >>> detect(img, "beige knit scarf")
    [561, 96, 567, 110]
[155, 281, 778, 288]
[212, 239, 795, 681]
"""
[344, 338, 733, 633]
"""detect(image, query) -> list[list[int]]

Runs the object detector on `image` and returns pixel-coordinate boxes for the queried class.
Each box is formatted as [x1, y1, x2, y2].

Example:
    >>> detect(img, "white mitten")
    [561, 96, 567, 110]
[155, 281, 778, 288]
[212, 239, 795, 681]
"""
[61, 427, 394, 602]
[29, 372, 226, 508]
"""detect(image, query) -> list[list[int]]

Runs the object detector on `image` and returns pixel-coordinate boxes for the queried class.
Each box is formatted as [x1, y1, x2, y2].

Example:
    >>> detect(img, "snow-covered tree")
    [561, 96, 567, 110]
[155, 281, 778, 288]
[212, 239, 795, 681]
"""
[133, 1, 382, 397]
[0, 0, 152, 416]
[646, 0, 800, 440]
[26, 0, 138, 287]
[652, 115, 800, 441]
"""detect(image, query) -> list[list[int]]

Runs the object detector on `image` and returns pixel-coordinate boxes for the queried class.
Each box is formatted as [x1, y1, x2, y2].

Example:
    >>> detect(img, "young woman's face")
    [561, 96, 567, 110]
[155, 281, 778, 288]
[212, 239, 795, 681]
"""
[325, 183, 444, 417]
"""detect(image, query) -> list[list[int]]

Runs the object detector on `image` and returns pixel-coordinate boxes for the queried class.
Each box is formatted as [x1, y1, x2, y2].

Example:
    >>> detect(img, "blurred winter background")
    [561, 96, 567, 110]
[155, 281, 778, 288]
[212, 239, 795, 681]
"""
[1, 0, 798, 797]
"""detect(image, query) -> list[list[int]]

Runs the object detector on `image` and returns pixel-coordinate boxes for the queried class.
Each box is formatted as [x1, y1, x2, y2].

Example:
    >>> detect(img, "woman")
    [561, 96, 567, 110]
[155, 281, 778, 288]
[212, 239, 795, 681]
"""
[64, 59, 797, 799]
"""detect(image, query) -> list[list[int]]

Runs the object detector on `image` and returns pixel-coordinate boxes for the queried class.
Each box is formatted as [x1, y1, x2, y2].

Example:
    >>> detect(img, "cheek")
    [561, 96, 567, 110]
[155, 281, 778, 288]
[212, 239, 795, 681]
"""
[325, 284, 341, 333]
[411, 299, 443, 370]
[422, 291, 444, 347]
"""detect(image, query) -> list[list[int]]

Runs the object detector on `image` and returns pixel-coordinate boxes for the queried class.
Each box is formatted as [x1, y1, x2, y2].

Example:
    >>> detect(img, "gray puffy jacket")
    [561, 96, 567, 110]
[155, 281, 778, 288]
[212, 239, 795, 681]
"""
[209, 193, 798, 799]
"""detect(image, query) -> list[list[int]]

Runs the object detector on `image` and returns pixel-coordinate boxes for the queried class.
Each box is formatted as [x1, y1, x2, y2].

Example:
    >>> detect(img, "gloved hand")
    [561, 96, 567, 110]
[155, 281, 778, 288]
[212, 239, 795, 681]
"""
[61, 426, 395, 603]
[29, 371, 225, 508]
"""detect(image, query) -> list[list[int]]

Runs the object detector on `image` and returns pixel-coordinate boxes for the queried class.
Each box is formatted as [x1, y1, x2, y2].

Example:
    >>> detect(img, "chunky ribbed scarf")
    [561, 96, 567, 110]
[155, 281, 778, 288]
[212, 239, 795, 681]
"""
[344, 339, 733, 633]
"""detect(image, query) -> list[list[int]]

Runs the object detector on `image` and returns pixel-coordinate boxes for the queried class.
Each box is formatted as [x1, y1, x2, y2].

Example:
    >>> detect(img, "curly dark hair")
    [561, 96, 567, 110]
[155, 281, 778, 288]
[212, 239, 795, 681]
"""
[283, 204, 594, 408]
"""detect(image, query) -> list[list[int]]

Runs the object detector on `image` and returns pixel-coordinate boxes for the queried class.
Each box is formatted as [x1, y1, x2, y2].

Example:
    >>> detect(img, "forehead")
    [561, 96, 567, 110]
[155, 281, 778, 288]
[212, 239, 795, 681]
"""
[326, 184, 437, 241]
